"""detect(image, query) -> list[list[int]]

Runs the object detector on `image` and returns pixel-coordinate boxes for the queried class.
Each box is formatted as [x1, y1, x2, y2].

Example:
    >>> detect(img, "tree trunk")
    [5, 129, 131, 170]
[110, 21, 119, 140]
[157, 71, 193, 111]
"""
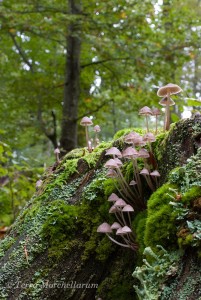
[1, 118, 201, 300]
[60, 0, 82, 154]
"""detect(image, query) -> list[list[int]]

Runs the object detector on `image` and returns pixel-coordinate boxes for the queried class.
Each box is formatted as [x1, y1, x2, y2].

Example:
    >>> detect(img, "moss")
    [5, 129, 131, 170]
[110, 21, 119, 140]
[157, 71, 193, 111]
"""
[178, 234, 193, 248]
[144, 184, 179, 250]
[103, 178, 118, 197]
[42, 200, 79, 258]
[97, 251, 137, 300]
[182, 186, 201, 205]
[133, 210, 147, 258]
[82, 141, 112, 168]
[113, 127, 146, 140]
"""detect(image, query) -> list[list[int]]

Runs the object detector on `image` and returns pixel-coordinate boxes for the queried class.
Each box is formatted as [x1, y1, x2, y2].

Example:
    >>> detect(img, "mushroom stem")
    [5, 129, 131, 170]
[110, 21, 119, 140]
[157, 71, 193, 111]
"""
[155, 116, 158, 135]
[165, 91, 171, 131]
[145, 115, 149, 132]
[106, 233, 130, 248]
[85, 126, 91, 152]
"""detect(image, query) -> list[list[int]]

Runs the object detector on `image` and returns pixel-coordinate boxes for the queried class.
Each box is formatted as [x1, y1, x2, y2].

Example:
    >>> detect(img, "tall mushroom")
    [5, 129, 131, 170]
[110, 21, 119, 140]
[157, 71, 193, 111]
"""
[157, 83, 182, 131]
[80, 116, 93, 152]
[152, 108, 161, 134]
[139, 106, 153, 132]
[93, 125, 101, 147]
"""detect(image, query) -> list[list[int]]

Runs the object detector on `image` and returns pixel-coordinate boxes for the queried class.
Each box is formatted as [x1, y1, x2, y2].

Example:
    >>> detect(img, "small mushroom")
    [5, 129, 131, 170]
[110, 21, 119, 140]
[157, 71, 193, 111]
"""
[139, 106, 153, 132]
[157, 83, 182, 131]
[97, 222, 112, 233]
[111, 222, 122, 230]
[108, 193, 120, 202]
[94, 125, 101, 147]
[105, 147, 122, 158]
[152, 108, 161, 134]
[80, 116, 93, 152]
[54, 148, 60, 163]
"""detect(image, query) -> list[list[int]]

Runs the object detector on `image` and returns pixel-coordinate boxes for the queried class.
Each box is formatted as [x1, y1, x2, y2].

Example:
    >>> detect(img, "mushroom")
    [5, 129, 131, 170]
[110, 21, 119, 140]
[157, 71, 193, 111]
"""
[97, 223, 130, 248]
[140, 168, 155, 191]
[80, 116, 93, 152]
[152, 108, 161, 134]
[122, 205, 134, 227]
[94, 125, 101, 147]
[54, 148, 60, 163]
[150, 170, 161, 188]
[105, 147, 122, 158]
[157, 83, 182, 131]
[139, 106, 153, 132]
[108, 193, 120, 202]
[111, 222, 122, 230]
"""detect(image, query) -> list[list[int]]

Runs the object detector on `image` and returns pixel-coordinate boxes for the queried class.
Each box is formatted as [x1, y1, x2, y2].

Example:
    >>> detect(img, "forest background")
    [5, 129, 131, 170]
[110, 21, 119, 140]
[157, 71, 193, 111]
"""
[0, 0, 201, 226]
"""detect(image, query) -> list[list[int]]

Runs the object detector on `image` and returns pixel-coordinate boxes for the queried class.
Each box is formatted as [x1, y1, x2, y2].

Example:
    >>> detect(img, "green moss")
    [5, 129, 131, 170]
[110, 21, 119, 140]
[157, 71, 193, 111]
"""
[144, 184, 179, 250]
[113, 128, 146, 140]
[103, 178, 118, 197]
[182, 186, 201, 205]
[178, 234, 193, 248]
[133, 210, 147, 258]
[42, 200, 79, 257]
[82, 141, 112, 168]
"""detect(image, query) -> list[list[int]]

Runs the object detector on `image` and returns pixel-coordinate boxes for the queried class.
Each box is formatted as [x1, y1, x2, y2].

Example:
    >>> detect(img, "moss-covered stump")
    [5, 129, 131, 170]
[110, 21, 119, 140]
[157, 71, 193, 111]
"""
[1, 117, 201, 300]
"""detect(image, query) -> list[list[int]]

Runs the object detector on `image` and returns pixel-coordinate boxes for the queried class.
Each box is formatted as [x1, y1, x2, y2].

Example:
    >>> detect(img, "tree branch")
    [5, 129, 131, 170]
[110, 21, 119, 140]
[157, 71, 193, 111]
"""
[76, 101, 109, 121]
[81, 57, 130, 69]
[8, 32, 34, 72]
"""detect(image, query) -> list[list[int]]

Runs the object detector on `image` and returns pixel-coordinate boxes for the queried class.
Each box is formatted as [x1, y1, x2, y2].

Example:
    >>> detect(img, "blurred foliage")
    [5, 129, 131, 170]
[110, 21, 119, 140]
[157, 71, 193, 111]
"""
[0, 141, 43, 226]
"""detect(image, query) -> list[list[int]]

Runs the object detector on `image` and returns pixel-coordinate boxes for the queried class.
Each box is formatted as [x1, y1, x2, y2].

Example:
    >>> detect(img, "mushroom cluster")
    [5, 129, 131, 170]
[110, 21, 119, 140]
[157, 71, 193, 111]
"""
[80, 116, 101, 152]
[97, 194, 137, 251]
[97, 132, 161, 250]
[139, 106, 161, 134]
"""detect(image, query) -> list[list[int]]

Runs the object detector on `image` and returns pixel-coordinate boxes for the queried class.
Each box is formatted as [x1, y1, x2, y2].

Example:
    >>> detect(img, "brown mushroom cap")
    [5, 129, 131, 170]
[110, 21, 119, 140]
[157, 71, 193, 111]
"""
[80, 116, 93, 126]
[121, 226, 132, 233]
[104, 159, 118, 169]
[94, 125, 101, 132]
[139, 106, 153, 116]
[111, 222, 122, 230]
[152, 108, 161, 116]
[109, 205, 119, 213]
[97, 222, 112, 233]
[138, 148, 150, 158]
[140, 168, 150, 175]
[157, 83, 182, 97]
[143, 132, 156, 143]
[150, 170, 161, 177]
[108, 193, 120, 202]
[129, 180, 137, 185]
[159, 97, 175, 106]
[122, 147, 139, 159]
[114, 199, 127, 207]
[106, 147, 122, 158]
[122, 205, 134, 212]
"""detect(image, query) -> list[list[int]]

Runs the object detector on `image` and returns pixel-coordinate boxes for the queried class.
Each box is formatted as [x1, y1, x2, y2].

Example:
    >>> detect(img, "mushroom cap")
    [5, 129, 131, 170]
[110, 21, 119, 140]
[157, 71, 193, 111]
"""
[54, 148, 60, 154]
[114, 198, 127, 207]
[106, 169, 118, 178]
[80, 116, 93, 126]
[129, 180, 137, 186]
[159, 97, 175, 106]
[94, 125, 101, 132]
[114, 157, 123, 167]
[108, 193, 120, 202]
[97, 222, 112, 233]
[111, 222, 121, 230]
[122, 205, 134, 212]
[116, 227, 124, 235]
[152, 108, 161, 116]
[124, 132, 140, 144]
[104, 159, 118, 169]
[36, 179, 43, 188]
[109, 205, 119, 213]
[143, 132, 156, 143]
[157, 83, 182, 97]
[150, 170, 161, 177]
[140, 168, 150, 175]
[138, 148, 150, 158]
[122, 147, 139, 159]
[105, 147, 122, 158]
[121, 226, 132, 233]
[139, 106, 153, 116]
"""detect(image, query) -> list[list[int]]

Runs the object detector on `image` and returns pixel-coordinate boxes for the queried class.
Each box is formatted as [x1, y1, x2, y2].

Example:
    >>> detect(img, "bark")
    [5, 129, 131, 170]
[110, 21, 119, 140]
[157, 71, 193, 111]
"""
[60, 0, 82, 154]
